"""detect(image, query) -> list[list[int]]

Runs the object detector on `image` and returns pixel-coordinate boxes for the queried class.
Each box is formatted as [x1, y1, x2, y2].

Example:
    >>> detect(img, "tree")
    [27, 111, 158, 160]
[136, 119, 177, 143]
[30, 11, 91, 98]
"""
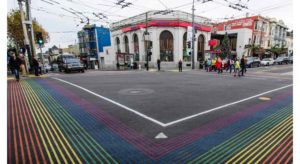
[7, 9, 50, 52]
[221, 32, 231, 59]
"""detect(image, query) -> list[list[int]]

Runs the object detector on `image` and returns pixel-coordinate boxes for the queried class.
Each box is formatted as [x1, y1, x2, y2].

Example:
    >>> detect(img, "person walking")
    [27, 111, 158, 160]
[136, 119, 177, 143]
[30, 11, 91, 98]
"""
[33, 57, 39, 76]
[207, 59, 212, 72]
[157, 59, 161, 71]
[19, 53, 26, 77]
[178, 59, 183, 72]
[9, 52, 21, 81]
[244, 56, 248, 73]
[234, 58, 241, 77]
[204, 58, 208, 71]
[227, 58, 232, 74]
[216, 57, 222, 74]
[211, 58, 216, 72]
[240, 55, 245, 76]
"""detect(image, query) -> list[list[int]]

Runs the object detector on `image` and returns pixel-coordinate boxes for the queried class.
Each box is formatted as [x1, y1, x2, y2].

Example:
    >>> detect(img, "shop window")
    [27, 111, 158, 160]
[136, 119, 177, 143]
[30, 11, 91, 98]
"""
[197, 35, 205, 61]
[133, 34, 139, 61]
[159, 30, 173, 62]
[183, 32, 191, 62]
[124, 36, 129, 53]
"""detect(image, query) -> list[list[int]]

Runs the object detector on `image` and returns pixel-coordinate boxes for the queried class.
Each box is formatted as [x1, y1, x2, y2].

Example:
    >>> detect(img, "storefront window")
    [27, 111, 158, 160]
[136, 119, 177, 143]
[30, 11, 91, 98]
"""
[160, 30, 173, 62]
[116, 37, 120, 53]
[124, 36, 129, 53]
[197, 35, 205, 61]
[133, 34, 139, 61]
[183, 32, 191, 62]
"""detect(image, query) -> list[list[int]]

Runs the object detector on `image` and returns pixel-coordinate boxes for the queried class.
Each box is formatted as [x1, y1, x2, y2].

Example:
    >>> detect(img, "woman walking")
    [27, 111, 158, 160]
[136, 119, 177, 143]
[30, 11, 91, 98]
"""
[234, 58, 241, 77]
[9, 52, 21, 81]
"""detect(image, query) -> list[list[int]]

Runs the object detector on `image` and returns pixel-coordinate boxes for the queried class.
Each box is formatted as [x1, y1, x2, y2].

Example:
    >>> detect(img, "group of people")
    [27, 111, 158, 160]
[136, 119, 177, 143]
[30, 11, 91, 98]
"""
[204, 55, 248, 77]
[9, 52, 41, 81]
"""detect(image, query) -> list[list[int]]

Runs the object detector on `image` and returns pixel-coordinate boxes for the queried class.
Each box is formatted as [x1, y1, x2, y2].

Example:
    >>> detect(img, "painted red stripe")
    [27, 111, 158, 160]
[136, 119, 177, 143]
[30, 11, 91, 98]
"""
[277, 144, 293, 164]
[11, 82, 19, 163]
[19, 82, 47, 163]
[13, 81, 26, 164]
[284, 152, 293, 164]
[8, 82, 12, 164]
[16, 82, 40, 164]
[263, 134, 293, 164]
[271, 137, 293, 163]
[15, 82, 33, 163]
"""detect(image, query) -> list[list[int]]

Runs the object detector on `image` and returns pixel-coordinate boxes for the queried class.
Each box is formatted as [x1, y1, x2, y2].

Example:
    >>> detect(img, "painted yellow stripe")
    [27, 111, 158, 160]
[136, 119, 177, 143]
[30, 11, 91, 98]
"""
[21, 81, 69, 164]
[226, 116, 292, 164]
[20, 81, 56, 163]
[23, 81, 82, 163]
[28, 75, 45, 78]
[246, 124, 292, 164]
[254, 129, 293, 164]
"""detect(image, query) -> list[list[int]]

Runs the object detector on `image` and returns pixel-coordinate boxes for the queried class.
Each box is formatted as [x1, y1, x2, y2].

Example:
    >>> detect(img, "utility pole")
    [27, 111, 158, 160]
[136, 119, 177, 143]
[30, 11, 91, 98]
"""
[18, 0, 32, 73]
[191, 0, 195, 69]
[144, 12, 149, 71]
[25, 0, 36, 59]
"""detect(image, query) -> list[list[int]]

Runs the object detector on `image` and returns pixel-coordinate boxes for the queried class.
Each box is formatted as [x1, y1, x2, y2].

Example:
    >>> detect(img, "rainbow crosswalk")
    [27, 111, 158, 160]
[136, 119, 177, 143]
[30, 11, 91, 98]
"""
[8, 79, 293, 163]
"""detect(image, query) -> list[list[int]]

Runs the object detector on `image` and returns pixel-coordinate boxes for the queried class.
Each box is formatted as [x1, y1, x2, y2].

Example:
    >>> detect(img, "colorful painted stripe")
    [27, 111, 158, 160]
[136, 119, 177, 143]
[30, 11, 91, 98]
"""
[8, 78, 293, 163]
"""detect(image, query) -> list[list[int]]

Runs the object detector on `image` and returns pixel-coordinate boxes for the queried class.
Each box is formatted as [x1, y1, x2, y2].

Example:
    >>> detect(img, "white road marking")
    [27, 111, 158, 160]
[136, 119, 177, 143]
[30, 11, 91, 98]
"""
[52, 77, 292, 127]
[281, 72, 293, 75]
[155, 132, 168, 139]
[52, 77, 166, 127]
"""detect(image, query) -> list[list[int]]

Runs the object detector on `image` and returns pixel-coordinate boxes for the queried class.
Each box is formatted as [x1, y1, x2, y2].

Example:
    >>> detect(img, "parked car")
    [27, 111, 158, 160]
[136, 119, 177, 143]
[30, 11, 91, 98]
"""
[274, 57, 289, 65]
[57, 54, 76, 72]
[288, 56, 293, 64]
[43, 63, 51, 72]
[51, 64, 58, 71]
[260, 58, 274, 66]
[62, 58, 85, 73]
[246, 57, 261, 68]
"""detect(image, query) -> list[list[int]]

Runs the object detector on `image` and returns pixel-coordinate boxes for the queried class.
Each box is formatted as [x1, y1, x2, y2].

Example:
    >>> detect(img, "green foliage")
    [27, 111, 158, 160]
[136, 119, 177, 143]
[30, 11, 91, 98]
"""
[221, 33, 231, 59]
[7, 9, 50, 49]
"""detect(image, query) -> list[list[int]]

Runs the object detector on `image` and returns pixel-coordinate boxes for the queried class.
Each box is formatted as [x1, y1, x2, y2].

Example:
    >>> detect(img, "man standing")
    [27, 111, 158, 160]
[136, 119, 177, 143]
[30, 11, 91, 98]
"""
[240, 55, 245, 76]
[157, 59, 161, 71]
[9, 52, 21, 81]
[178, 59, 183, 72]
[33, 57, 39, 76]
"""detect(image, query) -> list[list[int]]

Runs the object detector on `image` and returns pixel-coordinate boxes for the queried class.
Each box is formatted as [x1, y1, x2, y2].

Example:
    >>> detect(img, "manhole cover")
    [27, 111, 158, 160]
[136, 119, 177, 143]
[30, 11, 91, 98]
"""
[118, 88, 154, 95]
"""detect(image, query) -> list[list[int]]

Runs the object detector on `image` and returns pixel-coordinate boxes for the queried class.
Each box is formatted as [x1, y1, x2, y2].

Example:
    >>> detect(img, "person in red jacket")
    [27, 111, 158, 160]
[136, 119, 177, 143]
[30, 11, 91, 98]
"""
[216, 57, 222, 74]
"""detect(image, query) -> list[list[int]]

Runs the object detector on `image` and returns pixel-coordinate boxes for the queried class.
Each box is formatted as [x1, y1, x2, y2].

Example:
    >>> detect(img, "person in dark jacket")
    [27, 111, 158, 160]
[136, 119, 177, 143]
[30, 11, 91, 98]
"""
[178, 59, 183, 72]
[157, 59, 161, 71]
[9, 52, 21, 81]
[33, 57, 39, 76]
[240, 55, 245, 76]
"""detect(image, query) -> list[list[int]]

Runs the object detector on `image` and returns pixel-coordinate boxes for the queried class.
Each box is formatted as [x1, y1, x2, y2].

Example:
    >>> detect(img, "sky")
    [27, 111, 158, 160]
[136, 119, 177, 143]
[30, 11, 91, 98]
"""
[7, 0, 293, 51]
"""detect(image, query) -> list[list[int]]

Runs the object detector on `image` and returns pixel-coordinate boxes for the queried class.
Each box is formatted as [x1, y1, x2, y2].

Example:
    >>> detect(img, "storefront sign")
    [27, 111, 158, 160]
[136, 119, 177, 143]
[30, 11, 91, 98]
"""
[122, 21, 211, 32]
[208, 40, 217, 45]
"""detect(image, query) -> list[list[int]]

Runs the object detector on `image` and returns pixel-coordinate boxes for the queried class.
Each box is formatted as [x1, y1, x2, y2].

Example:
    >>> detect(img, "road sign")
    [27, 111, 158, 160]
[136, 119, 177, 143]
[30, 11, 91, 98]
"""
[22, 20, 32, 25]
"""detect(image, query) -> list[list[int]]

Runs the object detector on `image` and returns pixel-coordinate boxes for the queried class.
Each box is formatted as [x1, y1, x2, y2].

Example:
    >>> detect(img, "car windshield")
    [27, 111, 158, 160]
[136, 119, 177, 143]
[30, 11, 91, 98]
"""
[276, 57, 284, 60]
[66, 58, 80, 63]
[262, 58, 270, 61]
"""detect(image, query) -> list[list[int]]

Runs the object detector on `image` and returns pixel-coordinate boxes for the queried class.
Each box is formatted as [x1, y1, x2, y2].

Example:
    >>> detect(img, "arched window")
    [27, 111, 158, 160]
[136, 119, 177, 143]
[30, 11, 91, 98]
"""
[160, 30, 173, 62]
[183, 32, 191, 62]
[197, 35, 205, 61]
[124, 36, 129, 53]
[133, 34, 139, 61]
[116, 37, 120, 53]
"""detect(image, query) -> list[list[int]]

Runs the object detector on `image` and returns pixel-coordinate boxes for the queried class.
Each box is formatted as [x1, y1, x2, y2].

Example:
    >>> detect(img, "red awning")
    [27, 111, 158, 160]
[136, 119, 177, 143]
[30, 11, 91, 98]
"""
[205, 50, 222, 53]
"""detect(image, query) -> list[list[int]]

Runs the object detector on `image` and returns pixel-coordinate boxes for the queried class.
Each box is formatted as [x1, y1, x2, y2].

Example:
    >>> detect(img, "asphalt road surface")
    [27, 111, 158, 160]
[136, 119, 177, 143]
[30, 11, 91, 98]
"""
[8, 64, 293, 163]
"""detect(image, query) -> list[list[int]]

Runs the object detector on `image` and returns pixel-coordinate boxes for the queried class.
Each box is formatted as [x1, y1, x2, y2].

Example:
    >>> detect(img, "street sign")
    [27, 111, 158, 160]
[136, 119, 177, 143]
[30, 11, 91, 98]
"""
[187, 26, 193, 42]
[22, 20, 32, 25]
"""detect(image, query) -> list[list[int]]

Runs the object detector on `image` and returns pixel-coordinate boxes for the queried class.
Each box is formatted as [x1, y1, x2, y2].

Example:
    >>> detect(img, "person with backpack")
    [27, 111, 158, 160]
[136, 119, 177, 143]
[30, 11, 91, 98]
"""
[9, 52, 21, 81]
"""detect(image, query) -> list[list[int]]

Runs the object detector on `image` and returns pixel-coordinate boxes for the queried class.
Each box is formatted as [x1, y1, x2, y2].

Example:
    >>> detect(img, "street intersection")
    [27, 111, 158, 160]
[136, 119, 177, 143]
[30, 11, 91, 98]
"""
[8, 64, 293, 163]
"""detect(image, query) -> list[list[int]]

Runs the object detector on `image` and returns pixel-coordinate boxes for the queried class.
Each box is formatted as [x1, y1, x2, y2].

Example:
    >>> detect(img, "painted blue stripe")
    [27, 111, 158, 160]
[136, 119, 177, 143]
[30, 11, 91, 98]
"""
[158, 97, 292, 163]
[34, 79, 151, 163]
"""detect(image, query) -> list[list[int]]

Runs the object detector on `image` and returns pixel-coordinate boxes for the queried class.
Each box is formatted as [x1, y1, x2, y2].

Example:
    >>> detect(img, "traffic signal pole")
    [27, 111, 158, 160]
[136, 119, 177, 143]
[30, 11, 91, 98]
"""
[145, 12, 149, 71]
[191, 0, 195, 69]
[25, 0, 36, 59]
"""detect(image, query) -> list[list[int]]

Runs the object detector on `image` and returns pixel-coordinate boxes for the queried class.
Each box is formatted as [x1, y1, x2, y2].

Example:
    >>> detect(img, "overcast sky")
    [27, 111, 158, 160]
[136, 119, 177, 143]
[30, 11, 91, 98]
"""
[7, 0, 293, 51]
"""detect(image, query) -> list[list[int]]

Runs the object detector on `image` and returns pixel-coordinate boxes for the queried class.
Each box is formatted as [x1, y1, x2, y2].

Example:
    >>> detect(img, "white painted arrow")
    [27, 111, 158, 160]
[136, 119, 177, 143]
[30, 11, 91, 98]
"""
[155, 132, 168, 139]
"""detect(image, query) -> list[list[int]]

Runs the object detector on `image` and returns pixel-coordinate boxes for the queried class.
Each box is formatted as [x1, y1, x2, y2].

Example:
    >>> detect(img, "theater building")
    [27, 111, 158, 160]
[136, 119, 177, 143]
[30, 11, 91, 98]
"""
[108, 10, 212, 69]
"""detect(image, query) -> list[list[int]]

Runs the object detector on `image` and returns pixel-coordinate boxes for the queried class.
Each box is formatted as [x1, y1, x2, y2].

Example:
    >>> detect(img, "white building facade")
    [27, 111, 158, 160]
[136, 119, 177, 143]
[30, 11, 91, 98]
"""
[107, 10, 212, 69]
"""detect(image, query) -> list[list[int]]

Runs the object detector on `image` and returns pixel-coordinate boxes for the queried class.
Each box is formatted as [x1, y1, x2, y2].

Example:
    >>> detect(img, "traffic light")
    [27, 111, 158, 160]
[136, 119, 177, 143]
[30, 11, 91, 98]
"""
[35, 32, 44, 45]
[187, 42, 191, 49]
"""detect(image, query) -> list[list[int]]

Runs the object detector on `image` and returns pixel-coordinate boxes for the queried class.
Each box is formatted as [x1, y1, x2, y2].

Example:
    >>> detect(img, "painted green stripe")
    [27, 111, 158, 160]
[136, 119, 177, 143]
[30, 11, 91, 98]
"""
[25, 80, 93, 163]
[190, 105, 292, 164]
[27, 80, 117, 163]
